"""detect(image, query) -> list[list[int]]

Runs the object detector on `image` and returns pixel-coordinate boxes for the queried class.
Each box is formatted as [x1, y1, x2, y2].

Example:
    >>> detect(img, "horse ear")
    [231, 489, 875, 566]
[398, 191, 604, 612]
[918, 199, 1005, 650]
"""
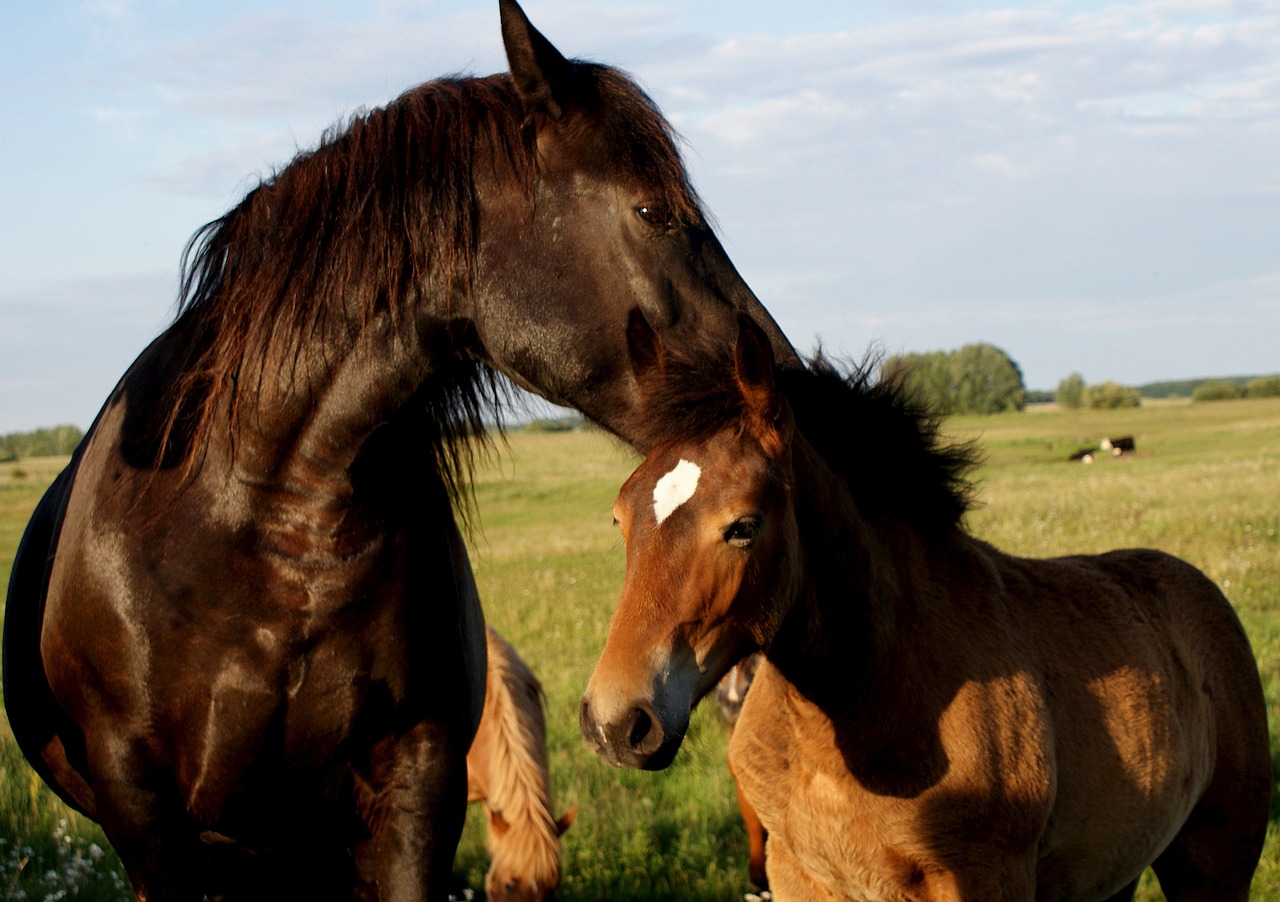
[734, 314, 777, 410]
[500, 0, 574, 120]
[734, 314, 791, 453]
[626, 308, 666, 382]
[556, 805, 578, 836]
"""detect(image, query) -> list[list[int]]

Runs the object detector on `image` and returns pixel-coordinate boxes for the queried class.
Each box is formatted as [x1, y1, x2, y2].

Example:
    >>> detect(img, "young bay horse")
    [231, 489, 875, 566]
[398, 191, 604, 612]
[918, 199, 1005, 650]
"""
[1, 3, 797, 897]
[581, 313, 1271, 901]
[467, 627, 574, 901]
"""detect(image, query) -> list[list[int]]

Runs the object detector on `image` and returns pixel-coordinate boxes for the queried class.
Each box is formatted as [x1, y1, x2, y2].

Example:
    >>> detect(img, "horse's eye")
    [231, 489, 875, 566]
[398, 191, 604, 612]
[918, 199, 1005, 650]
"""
[636, 204, 673, 229]
[724, 516, 761, 549]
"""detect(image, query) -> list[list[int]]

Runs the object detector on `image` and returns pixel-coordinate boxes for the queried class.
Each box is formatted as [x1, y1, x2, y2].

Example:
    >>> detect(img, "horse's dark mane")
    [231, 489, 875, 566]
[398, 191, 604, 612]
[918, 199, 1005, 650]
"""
[159, 62, 700, 499]
[641, 350, 978, 532]
[783, 359, 978, 531]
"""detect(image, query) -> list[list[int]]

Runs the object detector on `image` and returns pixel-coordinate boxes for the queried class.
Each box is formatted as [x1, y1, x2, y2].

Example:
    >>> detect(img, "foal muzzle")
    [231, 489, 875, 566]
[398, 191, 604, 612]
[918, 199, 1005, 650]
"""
[579, 694, 686, 771]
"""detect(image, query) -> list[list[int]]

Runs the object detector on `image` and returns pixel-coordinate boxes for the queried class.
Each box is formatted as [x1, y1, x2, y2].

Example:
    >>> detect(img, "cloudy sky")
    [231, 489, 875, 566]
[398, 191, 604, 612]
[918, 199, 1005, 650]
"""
[2, 0, 1277, 433]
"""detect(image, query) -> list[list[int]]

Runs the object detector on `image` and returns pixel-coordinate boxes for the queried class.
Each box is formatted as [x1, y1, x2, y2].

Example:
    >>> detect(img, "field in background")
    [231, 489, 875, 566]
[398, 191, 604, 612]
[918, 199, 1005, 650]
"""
[2, 397, 1278, 899]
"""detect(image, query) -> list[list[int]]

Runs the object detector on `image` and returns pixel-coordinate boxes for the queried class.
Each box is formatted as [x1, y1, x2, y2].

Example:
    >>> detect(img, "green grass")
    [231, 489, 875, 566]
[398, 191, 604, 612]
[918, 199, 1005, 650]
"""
[2, 399, 1279, 899]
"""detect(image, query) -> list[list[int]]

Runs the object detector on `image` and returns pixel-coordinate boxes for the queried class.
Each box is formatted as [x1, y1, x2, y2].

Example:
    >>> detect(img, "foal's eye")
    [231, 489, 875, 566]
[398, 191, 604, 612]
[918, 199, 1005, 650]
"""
[636, 204, 674, 229]
[724, 517, 761, 549]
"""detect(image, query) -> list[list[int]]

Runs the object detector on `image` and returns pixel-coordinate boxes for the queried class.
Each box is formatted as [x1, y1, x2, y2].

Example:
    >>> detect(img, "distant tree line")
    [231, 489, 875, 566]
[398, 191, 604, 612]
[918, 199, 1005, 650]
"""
[0, 425, 84, 462]
[883, 343, 1027, 415]
[1050, 372, 1280, 409]
[1053, 373, 1142, 410]
[1137, 374, 1280, 399]
[1056, 373, 1087, 409]
[1085, 381, 1143, 409]
[1191, 376, 1280, 402]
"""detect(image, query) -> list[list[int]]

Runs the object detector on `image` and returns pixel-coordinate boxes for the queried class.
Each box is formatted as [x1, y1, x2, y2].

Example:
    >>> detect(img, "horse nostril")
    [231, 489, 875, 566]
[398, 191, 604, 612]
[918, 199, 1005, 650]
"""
[628, 707, 653, 748]
[626, 703, 664, 755]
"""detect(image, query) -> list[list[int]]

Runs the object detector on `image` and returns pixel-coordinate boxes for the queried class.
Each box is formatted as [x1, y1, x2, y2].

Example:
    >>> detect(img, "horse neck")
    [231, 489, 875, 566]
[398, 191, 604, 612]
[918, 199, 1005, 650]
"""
[224, 304, 447, 494]
[768, 435, 959, 709]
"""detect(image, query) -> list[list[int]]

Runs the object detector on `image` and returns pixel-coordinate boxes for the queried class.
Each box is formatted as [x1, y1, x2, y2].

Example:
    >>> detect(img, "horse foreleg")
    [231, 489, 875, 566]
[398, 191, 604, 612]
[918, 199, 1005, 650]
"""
[83, 738, 203, 902]
[359, 719, 469, 901]
[726, 742, 769, 890]
[736, 779, 769, 890]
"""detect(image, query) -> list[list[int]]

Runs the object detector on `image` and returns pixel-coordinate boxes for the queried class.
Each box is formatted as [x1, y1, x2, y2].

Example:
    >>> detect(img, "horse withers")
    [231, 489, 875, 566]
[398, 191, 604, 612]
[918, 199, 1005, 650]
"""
[2, 1, 796, 897]
[581, 313, 1270, 900]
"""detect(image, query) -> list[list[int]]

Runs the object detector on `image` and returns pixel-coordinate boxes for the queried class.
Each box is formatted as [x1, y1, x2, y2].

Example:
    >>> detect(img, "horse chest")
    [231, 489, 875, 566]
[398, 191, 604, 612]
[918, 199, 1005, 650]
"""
[730, 669, 927, 900]
[730, 663, 1061, 900]
[65, 515, 421, 817]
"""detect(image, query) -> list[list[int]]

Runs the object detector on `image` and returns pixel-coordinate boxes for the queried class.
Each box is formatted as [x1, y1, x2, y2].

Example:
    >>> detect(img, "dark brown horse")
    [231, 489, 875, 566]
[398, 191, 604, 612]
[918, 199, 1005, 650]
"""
[582, 315, 1270, 900]
[1, 3, 796, 898]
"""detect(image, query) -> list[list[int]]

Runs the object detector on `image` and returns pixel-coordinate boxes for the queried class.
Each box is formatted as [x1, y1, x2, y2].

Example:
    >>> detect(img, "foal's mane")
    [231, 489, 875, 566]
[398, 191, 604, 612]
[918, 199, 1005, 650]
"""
[160, 63, 700, 496]
[641, 350, 978, 532]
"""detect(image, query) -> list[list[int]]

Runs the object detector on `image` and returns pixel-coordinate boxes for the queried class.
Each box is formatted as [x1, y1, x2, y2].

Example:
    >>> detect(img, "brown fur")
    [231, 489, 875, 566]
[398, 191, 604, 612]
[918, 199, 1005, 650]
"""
[164, 64, 703, 484]
[582, 316, 1271, 900]
[716, 655, 769, 890]
[4, 5, 799, 897]
[467, 627, 574, 901]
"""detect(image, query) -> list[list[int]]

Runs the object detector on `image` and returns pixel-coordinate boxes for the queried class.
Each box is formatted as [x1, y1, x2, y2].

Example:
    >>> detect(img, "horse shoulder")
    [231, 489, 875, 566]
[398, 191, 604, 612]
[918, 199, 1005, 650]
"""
[729, 665, 876, 893]
[728, 661, 1036, 900]
[894, 542, 1058, 832]
[727, 661, 798, 834]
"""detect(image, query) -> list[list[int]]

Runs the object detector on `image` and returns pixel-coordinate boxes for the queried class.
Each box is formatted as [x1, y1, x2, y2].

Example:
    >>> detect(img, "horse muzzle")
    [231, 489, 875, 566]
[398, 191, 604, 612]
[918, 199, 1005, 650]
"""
[578, 693, 687, 770]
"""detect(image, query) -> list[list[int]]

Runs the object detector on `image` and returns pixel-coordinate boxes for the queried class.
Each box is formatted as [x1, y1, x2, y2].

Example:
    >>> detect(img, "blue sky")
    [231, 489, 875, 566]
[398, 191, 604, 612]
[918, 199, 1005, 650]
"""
[2, 0, 1278, 432]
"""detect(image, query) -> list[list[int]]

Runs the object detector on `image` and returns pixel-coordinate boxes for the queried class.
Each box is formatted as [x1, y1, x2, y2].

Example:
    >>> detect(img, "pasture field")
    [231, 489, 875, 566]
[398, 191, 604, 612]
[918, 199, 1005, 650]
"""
[1, 396, 1278, 900]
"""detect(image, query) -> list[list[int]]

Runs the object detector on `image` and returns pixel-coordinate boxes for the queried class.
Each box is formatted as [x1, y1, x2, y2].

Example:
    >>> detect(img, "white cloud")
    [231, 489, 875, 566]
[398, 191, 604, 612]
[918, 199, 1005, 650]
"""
[3, 1, 1278, 429]
[626, 3, 1280, 378]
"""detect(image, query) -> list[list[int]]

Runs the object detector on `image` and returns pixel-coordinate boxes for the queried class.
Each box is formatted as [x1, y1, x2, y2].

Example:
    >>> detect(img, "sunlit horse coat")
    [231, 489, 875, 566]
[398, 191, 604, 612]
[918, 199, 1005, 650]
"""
[2, 5, 796, 898]
[583, 315, 1270, 901]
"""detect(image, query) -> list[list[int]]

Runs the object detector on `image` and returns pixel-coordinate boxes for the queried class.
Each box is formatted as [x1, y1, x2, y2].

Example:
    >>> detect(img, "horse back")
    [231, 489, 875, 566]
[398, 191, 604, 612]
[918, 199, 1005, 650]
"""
[1007, 546, 1270, 893]
[1091, 549, 1270, 802]
[2, 451, 96, 814]
[1029, 546, 1266, 741]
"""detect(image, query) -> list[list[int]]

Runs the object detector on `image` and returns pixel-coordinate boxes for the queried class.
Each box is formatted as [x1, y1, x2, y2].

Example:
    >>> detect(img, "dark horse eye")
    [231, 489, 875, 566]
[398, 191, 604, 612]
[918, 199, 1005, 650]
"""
[636, 204, 674, 229]
[724, 516, 761, 549]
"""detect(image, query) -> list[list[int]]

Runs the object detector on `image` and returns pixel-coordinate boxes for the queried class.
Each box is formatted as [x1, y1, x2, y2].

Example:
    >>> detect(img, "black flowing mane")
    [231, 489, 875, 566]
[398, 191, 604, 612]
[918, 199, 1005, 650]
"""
[640, 349, 978, 533]
[160, 63, 702, 485]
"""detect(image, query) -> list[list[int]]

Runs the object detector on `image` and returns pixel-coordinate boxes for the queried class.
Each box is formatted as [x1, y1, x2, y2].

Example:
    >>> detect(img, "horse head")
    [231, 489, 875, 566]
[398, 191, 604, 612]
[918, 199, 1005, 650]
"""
[475, 0, 798, 451]
[580, 314, 803, 769]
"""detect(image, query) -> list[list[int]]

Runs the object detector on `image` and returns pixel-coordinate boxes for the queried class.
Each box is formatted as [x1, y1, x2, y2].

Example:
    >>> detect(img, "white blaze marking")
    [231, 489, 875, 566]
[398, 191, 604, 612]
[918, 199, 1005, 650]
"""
[653, 459, 701, 525]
